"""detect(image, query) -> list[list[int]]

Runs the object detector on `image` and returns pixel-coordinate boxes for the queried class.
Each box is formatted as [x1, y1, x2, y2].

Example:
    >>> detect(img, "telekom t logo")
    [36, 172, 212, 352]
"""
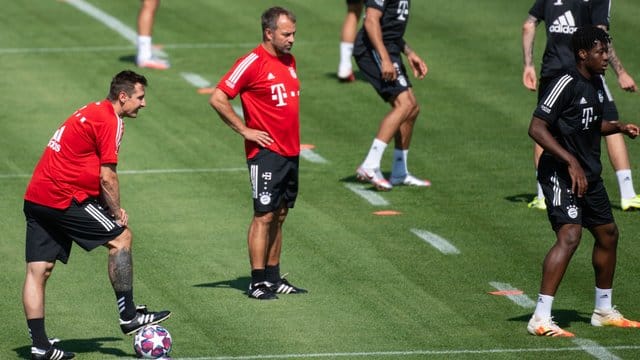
[582, 107, 594, 130]
[397, 0, 409, 21]
[271, 83, 288, 107]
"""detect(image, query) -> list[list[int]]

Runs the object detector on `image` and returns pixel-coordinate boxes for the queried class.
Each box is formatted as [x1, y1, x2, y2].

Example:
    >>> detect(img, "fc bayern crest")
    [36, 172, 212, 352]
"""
[567, 205, 579, 219]
[259, 192, 272, 205]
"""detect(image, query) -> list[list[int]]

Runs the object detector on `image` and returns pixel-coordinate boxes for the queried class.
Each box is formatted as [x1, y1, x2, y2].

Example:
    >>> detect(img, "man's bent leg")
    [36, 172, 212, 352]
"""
[539, 224, 582, 296]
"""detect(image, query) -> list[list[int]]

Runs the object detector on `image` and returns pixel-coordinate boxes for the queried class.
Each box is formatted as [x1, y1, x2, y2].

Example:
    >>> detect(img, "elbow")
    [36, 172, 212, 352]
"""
[528, 123, 540, 142]
[522, 21, 536, 37]
[209, 88, 226, 112]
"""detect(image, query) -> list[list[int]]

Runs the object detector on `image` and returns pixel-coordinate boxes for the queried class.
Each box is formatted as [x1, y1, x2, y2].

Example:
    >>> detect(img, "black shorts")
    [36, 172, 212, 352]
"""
[538, 169, 614, 231]
[355, 49, 412, 102]
[24, 199, 125, 264]
[247, 148, 299, 213]
[346, 0, 363, 4]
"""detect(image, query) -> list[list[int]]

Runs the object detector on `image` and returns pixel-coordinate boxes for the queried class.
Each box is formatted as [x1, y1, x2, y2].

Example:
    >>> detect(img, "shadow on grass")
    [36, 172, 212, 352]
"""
[505, 193, 536, 205]
[118, 54, 136, 66]
[193, 276, 251, 293]
[323, 70, 363, 83]
[13, 337, 127, 359]
[509, 309, 592, 328]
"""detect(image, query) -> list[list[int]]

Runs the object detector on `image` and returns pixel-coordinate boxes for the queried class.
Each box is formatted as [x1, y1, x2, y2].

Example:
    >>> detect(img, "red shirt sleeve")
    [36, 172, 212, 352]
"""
[216, 50, 260, 98]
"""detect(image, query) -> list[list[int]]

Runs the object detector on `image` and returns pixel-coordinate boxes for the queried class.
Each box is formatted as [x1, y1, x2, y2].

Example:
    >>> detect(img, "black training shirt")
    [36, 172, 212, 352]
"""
[529, 0, 610, 78]
[354, 0, 410, 56]
[534, 70, 618, 181]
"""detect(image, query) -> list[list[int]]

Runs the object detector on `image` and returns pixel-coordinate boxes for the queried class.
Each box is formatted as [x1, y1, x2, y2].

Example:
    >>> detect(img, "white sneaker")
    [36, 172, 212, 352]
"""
[389, 173, 431, 187]
[591, 306, 640, 327]
[527, 315, 575, 337]
[356, 166, 392, 191]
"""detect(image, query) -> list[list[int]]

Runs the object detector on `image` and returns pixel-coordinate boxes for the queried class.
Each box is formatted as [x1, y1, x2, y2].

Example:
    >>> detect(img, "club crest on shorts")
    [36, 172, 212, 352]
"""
[567, 205, 579, 219]
[259, 192, 272, 205]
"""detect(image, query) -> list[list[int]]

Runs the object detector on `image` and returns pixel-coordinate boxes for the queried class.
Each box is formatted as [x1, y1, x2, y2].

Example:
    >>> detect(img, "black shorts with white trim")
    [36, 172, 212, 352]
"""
[24, 198, 125, 263]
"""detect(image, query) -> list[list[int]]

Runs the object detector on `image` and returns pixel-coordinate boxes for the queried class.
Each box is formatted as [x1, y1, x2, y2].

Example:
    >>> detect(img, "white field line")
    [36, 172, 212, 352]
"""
[64, 0, 136, 43]
[344, 184, 389, 206]
[488, 281, 536, 308]
[572, 338, 622, 360]
[181, 72, 212, 88]
[300, 148, 329, 164]
[151, 345, 640, 360]
[0, 167, 246, 179]
[410, 228, 460, 255]
[64, 0, 167, 57]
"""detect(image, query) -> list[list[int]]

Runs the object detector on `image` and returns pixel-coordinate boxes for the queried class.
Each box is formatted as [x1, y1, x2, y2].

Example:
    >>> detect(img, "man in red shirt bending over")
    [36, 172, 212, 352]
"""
[23, 71, 170, 360]
[210, 6, 307, 300]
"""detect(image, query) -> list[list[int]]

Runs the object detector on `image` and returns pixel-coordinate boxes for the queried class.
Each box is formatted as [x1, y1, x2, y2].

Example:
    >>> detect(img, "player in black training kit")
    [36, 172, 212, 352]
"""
[526, 26, 640, 337]
[353, 0, 430, 191]
[522, 0, 640, 211]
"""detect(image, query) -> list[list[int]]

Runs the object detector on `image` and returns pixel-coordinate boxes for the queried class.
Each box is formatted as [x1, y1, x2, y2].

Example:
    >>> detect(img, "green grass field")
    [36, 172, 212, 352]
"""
[2, 1, 640, 359]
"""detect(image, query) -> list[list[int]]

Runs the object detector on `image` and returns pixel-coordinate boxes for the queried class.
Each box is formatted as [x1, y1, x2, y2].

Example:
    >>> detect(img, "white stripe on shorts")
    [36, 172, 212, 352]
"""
[250, 164, 258, 199]
[84, 203, 115, 231]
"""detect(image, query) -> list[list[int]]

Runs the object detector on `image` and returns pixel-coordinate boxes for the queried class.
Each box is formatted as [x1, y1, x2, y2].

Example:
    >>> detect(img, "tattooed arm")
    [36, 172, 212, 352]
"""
[522, 14, 539, 91]
[596, 24, 637, 92]
[100, 163, 128, 226]
[403, 43, 427, 79]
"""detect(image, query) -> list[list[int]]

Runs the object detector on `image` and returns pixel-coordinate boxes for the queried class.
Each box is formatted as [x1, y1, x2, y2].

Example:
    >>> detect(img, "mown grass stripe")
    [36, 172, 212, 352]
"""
[344, 183, 390, 206]
[410, 228, 460, 254]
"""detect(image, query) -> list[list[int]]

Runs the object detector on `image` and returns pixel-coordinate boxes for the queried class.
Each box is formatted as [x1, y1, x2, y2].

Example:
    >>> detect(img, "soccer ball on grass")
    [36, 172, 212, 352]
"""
[133, 324, 172, 358]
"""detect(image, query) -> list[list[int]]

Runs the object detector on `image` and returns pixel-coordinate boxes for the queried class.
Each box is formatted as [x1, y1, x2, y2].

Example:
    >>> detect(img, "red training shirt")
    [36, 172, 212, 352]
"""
[25, 101, 123, 209]
[216, 44, 300, 159]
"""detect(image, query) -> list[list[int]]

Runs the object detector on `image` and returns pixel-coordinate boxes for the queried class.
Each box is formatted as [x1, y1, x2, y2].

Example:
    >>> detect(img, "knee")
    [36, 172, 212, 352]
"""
[409, 102, 420, 120]
[397, 94, 420, 120]
[108, 228, 133, 252]
[254, 211, 276, 225]
[558, 227, 583, 251]
[599, 224, 619, 248]
[26, 261, 55, 281]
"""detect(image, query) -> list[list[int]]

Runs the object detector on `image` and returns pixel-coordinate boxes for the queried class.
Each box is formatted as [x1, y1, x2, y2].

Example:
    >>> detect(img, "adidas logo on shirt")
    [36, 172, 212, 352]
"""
[267, 73, 276, 80]
[549, 11, 577, 34]
[580, 97, 588, 105]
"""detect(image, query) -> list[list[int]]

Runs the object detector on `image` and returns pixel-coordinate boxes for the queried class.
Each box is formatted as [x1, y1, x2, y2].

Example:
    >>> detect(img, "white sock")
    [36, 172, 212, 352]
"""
[361, 138, 387, 169]
[391, 149, 408, 178]
[616, 169, 636, 199]
[536, 179, 545, 200]
[137, 35, 152, 63]
[533, 294, 554, 319]
[595, 287, 612, 310]
[338, 42, 354, 78]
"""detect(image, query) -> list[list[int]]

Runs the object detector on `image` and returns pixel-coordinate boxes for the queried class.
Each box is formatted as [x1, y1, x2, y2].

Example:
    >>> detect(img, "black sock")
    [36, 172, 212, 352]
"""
[265, 264, 281, 283]
[251, 269, 266, 285]
[116, 290, 136, 320]
[27, 318, 49, 349]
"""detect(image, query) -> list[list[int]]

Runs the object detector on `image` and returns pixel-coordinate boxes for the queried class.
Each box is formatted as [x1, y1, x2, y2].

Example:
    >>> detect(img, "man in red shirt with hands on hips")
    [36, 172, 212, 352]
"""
[210, 6, 307, 300]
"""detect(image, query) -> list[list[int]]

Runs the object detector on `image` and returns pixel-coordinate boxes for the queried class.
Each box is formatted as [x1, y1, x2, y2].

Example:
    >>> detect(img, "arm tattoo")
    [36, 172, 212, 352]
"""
[404, 43, 413, 56]
[596, 25, 625, 76]
[607, 44, 625, 75]
[523, 15, 539, 67]
[109, 248, 133, 292]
